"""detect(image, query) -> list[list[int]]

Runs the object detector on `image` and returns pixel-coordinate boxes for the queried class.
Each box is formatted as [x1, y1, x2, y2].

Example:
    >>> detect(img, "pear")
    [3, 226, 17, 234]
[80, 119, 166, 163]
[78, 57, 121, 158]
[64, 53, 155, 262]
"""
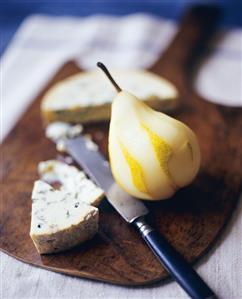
[97, 62, 201, 200]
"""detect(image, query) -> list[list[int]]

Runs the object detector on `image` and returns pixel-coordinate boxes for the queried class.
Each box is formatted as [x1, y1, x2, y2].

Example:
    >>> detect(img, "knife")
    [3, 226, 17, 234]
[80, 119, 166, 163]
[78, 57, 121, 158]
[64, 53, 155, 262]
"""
[66, 135, 217, 299]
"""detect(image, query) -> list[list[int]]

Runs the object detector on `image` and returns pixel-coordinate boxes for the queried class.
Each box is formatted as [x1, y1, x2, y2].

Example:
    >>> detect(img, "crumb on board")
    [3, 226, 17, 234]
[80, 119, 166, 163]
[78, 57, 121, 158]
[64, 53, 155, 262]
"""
[84, 134, 99, 152]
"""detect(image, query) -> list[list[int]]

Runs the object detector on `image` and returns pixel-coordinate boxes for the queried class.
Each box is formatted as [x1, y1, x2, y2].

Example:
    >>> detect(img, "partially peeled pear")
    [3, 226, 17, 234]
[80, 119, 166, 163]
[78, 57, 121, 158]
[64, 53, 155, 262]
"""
[97, 62, 201, 200]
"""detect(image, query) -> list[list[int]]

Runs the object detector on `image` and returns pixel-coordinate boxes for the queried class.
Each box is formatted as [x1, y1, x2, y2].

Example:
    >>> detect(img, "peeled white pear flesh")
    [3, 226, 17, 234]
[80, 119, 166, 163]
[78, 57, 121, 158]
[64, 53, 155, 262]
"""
[96, 62, 201, 201]
[109, 91, 201, 200]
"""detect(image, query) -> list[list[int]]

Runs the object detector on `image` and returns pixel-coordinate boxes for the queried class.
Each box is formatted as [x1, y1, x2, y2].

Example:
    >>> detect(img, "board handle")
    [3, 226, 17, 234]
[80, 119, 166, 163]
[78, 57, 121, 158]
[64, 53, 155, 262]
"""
[150, 5, 220, 82]
[134, 217, 217, 299]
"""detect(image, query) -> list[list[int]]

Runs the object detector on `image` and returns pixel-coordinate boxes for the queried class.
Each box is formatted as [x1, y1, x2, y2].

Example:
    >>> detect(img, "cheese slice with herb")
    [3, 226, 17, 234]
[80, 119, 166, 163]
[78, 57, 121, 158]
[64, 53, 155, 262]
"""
[30, 180, 99, 254]
[41, 70, 178, 124]
[38, 160, 103, 206]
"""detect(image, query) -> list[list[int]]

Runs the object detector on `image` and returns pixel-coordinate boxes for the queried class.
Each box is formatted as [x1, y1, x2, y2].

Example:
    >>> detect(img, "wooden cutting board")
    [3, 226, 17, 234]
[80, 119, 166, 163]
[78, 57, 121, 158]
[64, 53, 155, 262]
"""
[1, 6, 242, 286]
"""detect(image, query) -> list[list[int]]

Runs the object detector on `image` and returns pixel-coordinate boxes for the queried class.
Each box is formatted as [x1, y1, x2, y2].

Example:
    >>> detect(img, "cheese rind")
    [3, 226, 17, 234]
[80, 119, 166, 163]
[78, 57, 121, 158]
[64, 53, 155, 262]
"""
[30, 180, 99, 254]
[41, 70, 178, 124]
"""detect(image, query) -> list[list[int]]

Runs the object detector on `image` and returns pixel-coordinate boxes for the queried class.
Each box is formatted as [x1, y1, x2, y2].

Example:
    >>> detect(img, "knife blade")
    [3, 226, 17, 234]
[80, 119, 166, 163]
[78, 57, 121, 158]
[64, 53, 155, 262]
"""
[66, 135, 216, 299]
[67, 136, 148, 223]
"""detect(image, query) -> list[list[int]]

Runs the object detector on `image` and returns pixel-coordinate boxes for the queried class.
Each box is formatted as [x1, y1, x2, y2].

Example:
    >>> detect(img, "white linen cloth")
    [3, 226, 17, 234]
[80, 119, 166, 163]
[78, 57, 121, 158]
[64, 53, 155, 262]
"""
[1, 14, 242, 299]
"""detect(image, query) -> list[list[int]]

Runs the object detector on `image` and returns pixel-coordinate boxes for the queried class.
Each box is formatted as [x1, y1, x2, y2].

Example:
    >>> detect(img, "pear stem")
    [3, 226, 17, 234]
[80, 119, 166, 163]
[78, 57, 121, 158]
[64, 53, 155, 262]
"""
[97, 62, 122, 92]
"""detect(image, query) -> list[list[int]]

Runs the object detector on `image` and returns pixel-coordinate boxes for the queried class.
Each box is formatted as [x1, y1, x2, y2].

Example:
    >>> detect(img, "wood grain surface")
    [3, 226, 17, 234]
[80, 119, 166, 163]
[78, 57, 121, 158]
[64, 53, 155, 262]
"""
[1, 6, 242, 286]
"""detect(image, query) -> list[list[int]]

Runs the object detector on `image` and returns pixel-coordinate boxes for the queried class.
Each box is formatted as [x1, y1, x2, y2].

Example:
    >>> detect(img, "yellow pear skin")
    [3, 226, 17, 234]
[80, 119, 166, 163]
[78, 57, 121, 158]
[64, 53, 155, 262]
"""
[109, 91, 201, 200]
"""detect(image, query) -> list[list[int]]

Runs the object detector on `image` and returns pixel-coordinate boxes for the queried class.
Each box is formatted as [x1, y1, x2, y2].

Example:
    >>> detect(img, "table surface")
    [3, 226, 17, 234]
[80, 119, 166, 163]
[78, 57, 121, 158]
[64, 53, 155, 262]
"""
[1, 12, 242, 299]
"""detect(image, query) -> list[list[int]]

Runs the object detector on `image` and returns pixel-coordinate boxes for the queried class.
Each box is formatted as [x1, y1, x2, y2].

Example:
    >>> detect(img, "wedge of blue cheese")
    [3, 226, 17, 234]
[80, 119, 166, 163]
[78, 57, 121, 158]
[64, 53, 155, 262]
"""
[30, 161, 104, 254]
[38, 160, 103, 206]
[41, 70, 178, 124]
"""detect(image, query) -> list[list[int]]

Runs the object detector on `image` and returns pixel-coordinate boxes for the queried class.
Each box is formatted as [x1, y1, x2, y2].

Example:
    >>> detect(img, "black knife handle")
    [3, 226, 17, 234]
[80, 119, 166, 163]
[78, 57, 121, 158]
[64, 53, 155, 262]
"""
[133, 217, 217, 299]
